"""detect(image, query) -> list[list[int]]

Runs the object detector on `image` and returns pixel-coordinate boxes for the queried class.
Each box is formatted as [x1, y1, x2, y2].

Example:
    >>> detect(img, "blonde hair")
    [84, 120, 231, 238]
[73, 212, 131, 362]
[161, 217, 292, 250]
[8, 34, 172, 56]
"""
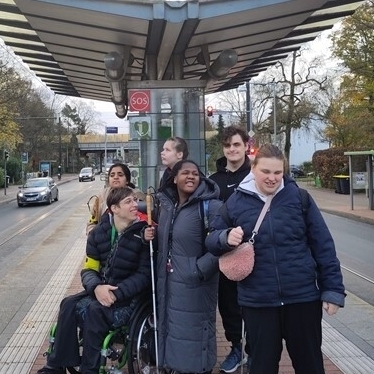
[252, 143, 285, 167]
[166, 137, 189, 159]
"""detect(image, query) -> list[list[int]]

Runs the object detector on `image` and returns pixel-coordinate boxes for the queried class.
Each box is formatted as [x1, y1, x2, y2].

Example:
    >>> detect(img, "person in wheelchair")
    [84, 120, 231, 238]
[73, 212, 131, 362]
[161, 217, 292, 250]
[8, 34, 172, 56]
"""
[37, 187, 155, 374]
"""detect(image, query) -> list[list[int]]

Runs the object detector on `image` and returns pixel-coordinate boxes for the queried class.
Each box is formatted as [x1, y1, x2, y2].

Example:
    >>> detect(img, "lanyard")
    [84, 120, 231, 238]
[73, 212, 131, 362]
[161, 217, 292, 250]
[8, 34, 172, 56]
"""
[111, 225, 117, 245]
[103, 225, 119, 283]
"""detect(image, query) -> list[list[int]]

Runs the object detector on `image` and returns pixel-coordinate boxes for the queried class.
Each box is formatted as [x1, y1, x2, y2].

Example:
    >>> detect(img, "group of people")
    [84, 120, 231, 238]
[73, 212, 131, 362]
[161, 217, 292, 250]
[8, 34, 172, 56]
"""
[37, 127, 345, 374]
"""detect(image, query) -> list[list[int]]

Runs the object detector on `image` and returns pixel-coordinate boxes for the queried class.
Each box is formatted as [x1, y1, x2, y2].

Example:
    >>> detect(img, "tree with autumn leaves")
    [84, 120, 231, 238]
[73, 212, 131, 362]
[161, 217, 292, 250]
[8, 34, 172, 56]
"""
[328, 0, 374, 148]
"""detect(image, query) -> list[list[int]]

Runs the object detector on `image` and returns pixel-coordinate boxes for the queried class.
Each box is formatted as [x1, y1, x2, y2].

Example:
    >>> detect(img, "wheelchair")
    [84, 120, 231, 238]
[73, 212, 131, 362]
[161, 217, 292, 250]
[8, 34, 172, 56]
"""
[45, 294, 157, 374]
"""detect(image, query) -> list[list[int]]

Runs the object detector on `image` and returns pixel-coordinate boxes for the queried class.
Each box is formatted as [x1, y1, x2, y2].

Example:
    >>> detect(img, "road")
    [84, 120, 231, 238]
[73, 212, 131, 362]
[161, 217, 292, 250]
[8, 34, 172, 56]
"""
[0, 178, 103, 350]
[323, 213, 374, 306]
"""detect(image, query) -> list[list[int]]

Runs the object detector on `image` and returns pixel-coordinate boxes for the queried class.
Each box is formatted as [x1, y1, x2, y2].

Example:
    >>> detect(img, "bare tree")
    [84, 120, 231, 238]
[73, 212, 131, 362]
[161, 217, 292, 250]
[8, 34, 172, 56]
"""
[61, 101, 104, 135]
[255, 50, 329, 167]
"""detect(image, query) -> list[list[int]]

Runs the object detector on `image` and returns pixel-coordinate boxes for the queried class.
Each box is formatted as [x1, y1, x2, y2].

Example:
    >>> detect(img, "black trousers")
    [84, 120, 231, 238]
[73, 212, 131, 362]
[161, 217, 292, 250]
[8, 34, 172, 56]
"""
[218, 272, 243, 347]
[242, 300, 324, 374]
[47, 291, 122, 374]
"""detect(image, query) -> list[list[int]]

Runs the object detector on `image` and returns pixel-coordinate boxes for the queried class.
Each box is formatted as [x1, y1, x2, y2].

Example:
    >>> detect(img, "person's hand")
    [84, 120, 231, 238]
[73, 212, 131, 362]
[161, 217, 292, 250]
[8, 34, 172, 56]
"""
[323, 301, 340, 316]
[227, 226, 244, 247]
[144, 226, 155, 241]
[94, 284, 118, 307]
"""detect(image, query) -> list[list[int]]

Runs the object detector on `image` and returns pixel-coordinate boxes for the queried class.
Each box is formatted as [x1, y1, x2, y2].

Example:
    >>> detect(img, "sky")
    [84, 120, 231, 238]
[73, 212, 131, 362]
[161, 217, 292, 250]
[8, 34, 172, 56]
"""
[290, 130, 329, 165]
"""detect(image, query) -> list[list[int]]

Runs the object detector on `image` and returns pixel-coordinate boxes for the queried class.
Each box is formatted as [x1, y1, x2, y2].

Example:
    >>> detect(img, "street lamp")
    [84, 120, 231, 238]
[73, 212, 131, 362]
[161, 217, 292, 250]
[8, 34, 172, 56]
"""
[240, 81, 277, 144]
[66, 122, 70, 172]
[272, 82, 277, 146]
[239, 82, 252, 133]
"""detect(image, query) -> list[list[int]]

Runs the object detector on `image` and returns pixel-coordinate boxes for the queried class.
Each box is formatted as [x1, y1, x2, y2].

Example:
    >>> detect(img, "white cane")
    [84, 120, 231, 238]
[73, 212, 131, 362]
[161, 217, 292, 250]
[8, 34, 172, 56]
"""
[147, 189, 159, 373]
[240, 319, 246, 374]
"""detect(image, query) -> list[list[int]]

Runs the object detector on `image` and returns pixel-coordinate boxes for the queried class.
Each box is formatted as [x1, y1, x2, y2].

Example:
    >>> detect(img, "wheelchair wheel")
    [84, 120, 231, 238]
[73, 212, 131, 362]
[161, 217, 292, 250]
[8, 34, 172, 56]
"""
[127, 300, 156, 374]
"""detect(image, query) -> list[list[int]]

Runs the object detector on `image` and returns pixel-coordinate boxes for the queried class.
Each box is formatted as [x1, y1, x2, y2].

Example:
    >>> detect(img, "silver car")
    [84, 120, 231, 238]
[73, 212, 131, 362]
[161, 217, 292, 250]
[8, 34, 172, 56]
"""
[79, 167, 95, 182]
[17, 177, 59, 207]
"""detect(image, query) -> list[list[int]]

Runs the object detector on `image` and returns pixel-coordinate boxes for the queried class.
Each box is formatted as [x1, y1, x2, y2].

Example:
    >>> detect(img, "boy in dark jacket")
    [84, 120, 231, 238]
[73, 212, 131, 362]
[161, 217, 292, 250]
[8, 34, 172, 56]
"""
[37, 187, 154, 374]
[209, 125, 251, 373]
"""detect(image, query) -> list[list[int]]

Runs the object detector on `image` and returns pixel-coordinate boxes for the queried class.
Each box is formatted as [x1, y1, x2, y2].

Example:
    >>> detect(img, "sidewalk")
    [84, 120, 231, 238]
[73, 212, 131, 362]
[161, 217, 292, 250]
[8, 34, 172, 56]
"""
[298, 180, 374, 226]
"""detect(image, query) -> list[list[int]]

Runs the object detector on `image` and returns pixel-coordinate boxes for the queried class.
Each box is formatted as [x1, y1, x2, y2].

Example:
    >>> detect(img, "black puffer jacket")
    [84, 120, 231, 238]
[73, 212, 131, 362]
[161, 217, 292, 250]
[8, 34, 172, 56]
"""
[209, 156, 251, 202]
[82, 215, 151, 306]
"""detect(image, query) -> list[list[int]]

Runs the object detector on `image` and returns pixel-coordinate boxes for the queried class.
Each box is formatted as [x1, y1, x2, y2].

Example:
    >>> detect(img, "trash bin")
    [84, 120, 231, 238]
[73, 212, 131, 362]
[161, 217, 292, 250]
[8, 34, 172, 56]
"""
[340, 176, 350, 194]
[5, 175, 10, 188]
[333, 175, 350, 194]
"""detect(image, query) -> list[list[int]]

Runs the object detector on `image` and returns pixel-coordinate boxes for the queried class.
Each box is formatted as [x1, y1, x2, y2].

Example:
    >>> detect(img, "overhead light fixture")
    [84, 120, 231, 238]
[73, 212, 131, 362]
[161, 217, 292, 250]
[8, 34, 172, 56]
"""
[104, 48, 134, 119]
[199, 46, 238, 86]
[104, 51, 125, 81]
[208, 49, 238, 80]
[114, 99, 129, 119]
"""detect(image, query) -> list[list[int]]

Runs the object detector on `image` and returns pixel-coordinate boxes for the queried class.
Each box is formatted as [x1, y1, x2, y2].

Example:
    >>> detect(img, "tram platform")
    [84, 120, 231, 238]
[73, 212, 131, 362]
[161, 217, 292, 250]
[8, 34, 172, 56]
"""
[0, 176, 373, 373]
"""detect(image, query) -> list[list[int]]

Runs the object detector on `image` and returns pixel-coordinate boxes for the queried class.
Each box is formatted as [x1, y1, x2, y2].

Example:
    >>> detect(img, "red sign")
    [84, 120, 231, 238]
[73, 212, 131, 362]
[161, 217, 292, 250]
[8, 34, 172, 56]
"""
[129, 90, 151, 112]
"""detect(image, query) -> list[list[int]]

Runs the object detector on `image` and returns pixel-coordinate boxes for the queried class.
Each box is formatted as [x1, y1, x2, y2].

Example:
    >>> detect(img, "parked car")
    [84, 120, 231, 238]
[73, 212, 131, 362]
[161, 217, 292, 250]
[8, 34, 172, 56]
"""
[290, 166, 305, 178]
[17, 177, 59, 207]
[79, 167, 95, 182]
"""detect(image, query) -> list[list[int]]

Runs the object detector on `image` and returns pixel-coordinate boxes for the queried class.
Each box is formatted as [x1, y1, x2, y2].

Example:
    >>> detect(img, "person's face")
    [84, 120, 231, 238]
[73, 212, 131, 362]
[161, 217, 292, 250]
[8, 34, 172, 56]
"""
[160, 140, 183, 168]
[108, 166, 128, 188]
[113, 194, 139, 222]
[174, 162, 200, 196]
[223, 134, 248, 163]
[252, 157, 284, 196]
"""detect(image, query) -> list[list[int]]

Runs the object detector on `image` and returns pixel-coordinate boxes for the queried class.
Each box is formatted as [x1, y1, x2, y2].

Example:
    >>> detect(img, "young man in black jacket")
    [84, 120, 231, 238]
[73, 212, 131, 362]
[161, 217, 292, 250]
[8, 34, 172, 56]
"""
[37, 187, 154, 374]
[209, 125, 251, 373]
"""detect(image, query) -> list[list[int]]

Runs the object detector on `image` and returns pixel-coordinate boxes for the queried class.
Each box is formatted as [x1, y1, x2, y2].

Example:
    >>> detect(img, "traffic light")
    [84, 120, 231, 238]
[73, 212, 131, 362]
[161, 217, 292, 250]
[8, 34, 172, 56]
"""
[4, 150, 9, 160]
[247, 144, 257, 160]
[247, 137, 257, 158]
[207, 106, 213, 117]
[116, 147, 123, 159]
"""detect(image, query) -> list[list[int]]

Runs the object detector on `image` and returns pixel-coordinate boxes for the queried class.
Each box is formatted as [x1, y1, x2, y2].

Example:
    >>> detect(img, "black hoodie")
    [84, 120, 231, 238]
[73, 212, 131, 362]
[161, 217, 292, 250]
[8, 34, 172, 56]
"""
[209, 156, 251, 202]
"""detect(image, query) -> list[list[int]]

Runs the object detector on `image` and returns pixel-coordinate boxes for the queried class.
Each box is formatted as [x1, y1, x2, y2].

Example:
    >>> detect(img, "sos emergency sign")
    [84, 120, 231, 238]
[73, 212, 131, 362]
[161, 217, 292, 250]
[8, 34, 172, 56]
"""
[129, 90, 151, 112]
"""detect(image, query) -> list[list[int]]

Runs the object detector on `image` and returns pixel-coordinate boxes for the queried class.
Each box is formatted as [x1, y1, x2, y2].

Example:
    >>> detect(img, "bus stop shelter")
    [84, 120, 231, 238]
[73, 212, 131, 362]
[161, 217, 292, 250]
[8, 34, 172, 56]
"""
[0, 0, 366, 187]
[344, 150, 374, 210]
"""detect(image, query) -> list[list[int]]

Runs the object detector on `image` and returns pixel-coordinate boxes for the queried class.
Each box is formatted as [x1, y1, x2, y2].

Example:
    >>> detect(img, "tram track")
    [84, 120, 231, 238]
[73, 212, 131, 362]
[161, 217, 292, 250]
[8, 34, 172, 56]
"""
[0, 190, 86, 248]
[342, 264, 374, 285]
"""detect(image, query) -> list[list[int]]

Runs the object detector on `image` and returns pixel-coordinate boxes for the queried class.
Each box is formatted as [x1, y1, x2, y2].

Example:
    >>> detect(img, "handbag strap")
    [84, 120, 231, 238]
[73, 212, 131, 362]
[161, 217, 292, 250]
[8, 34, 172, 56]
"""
[250, 194, 273, 243]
